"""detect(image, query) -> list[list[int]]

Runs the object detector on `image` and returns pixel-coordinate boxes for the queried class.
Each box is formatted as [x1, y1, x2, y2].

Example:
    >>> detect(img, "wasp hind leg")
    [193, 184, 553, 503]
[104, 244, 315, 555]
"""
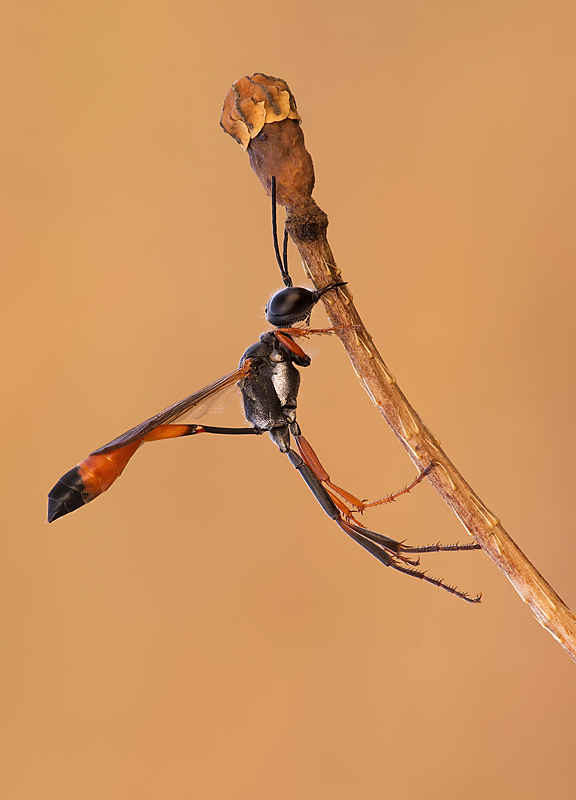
[284, 432, 481, 603]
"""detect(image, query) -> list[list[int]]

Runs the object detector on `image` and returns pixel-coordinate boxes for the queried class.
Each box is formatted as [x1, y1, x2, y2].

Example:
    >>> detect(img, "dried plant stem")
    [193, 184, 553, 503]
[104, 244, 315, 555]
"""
[220, 75, 576, 662]
[286, 201, 576, 662]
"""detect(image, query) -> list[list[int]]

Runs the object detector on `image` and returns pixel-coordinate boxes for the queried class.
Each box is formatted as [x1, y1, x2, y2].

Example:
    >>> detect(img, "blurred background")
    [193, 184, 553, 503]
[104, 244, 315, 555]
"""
[2, 1, 575, 798]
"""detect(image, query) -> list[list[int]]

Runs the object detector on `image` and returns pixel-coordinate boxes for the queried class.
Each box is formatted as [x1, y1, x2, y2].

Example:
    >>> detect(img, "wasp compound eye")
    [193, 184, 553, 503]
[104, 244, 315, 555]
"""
[265, 287, 317, 326]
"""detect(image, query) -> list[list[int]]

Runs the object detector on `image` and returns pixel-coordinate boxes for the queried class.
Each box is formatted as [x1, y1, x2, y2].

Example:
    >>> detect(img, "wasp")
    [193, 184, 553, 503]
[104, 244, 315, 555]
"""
[48, 179, 481, 602]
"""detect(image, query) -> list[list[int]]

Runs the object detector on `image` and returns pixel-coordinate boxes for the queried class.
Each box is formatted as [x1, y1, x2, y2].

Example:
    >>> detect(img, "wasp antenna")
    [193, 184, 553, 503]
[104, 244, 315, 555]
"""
[282, 226, 289, 283]
[271, 176, 292, 287]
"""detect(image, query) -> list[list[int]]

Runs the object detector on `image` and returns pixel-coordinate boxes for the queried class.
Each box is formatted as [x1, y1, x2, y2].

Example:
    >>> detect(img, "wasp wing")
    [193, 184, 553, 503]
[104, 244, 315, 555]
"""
[90, 362, 253, 455]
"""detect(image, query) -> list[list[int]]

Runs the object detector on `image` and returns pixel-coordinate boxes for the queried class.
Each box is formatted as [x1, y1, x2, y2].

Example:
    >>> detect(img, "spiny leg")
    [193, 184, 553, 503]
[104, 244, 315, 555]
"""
[293, 430, 367, 516]
[284, 442, 480, 603]
[291, 425, 434, 517]
[382, 556, 482, 604]
[356, 463, 435, 511]
[339, 521, 481, 604]
[403, 542, 481, 554]
[275, 325, 361, 343]
[273, 326, 360, 362]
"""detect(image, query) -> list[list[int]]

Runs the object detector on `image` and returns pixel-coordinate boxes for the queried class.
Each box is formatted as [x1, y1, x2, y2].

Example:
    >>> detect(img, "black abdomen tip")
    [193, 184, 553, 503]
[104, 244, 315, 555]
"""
[47, 467, 88, 522]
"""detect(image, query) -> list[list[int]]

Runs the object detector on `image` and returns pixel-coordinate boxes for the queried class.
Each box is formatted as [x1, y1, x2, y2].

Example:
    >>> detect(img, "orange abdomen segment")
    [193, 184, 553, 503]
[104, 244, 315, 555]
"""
[47, 439, 142, 522]
[78, 440, 141, 495]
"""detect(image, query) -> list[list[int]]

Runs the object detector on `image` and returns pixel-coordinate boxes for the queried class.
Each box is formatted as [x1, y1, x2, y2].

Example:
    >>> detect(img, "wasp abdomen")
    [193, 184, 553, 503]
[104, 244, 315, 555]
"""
[47, 467, 88, 522]
[47, 441, 141, 522]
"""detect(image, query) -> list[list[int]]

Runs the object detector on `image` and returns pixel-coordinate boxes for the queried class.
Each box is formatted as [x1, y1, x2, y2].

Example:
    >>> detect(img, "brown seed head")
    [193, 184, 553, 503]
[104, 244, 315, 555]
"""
[220, 73, 300, 151]
[220, 74, 315, 209]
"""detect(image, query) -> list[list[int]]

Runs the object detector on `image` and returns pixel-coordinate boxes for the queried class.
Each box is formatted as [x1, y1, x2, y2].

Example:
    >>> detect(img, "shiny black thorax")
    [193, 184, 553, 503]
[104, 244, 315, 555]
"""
[239, 331, 310, 453]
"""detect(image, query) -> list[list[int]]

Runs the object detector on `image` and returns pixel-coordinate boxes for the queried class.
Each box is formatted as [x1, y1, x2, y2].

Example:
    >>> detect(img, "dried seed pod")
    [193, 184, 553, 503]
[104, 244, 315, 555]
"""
[220, 73, 300, 151]
[220, 73, 314, 209]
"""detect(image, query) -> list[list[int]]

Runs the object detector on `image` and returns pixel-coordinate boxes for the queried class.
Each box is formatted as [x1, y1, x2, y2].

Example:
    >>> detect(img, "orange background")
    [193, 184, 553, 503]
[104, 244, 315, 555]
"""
[2, 2, 576, 798]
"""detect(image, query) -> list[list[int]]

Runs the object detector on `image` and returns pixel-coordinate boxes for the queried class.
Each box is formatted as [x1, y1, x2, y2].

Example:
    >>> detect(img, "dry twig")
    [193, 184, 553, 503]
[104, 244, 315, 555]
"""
[221, 73, 576, 662]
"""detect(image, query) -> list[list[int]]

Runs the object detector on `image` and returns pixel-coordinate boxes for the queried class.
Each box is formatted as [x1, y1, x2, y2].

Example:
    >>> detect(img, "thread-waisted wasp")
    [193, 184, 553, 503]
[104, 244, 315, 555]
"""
[47, 178, 481, 602]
